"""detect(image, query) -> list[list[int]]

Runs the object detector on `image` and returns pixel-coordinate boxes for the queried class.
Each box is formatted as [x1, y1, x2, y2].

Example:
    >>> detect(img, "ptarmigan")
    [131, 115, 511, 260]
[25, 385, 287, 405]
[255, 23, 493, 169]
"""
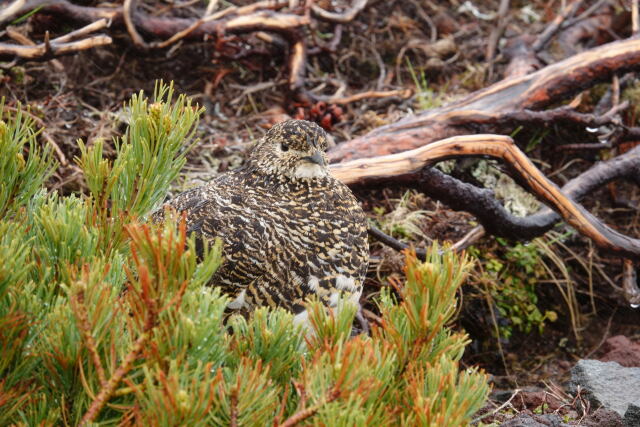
[152, 120, 368, 325]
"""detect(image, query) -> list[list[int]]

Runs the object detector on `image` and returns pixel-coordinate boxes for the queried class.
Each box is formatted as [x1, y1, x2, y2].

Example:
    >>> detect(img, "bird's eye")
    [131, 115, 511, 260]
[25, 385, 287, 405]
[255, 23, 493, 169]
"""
[281, 143, 289, 152]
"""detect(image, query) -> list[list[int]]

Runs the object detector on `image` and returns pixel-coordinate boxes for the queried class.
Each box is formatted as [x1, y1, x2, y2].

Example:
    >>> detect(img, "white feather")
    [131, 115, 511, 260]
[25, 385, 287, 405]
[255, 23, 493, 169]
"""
[227, 289, 247, 309]
[293, 309, 310, 327]
[294, 163, 326, 179]
[335, 275, 357, 292]
[307, 275, 320, 292]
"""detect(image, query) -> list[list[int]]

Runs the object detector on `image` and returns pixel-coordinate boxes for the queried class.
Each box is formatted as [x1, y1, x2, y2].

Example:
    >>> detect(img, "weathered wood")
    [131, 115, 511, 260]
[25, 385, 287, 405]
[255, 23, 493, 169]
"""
[0, 0, 313, 95]
[0, 35, 112, 59]
[330, 135, 513, 185]
[330, 135, 640, 260]
[328, 37, 640, 162]
[1, 0, 303, 36]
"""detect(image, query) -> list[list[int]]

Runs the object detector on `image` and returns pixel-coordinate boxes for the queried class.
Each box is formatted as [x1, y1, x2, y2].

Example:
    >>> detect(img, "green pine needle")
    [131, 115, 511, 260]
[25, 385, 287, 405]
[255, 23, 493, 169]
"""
[0, 84, 488, 426]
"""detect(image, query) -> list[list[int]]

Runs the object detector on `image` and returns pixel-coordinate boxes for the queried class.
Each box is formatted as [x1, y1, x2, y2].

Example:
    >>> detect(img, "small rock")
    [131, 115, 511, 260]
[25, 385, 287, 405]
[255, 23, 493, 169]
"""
[600, 335, 640, 367]
[515, 391, 564, 412]
[492, 388, 517, 403]
[570, 359, 640, 424]
[582, 408, 624, 427]
[624, 404, 640, 427]
[500, 412, 569, 427]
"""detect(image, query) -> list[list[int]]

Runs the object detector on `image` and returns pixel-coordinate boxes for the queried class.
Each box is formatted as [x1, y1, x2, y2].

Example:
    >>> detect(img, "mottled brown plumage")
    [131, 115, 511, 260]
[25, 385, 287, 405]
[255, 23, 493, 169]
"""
[152, 120, 368, 325]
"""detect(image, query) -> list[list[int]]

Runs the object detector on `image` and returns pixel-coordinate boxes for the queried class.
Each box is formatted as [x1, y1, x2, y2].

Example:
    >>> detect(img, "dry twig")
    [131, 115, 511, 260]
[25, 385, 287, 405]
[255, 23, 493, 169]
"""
[532, 0, 584, 52]
[0, 35, 112, 59]
[623, 259, 640, 305]
[318, 89, 412, 105]
[0, 0, 318, 96]
[311, 0, 368, 24]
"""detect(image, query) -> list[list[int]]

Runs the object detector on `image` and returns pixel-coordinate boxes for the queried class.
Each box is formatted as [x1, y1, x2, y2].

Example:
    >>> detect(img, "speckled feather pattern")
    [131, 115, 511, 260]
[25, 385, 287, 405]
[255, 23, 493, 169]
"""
[152, 120, 368, 318]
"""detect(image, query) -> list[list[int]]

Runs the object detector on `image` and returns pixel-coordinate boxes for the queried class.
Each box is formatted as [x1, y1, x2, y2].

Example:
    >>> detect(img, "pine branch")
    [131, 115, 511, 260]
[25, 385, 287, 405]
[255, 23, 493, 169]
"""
[278, 387, 341, 427]
[0, 85, 488, 425]
[80, 327, 154, 424]
[79, 264, 158, 425]
[69, 279, 107, 387]
[230, 387, 239, 427]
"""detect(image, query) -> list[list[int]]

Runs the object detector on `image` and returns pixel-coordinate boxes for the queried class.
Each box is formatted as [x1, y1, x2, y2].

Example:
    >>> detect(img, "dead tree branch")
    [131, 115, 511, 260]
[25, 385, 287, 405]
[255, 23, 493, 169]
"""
[0, 0, 31, 25]
[0, 0, 353, 100]
[0, 17, 112, 62]
[5, 0, 308, 38]
[325, 33, 640, 290]
[0, 34, 112, 59]
[368, 224, 484, 259]
[331, 135, 640, 261]
[123, 0, 147, 48]
[328, 37, 640, 162]
[459, 102, 628, 132]
[318, 89, 412, 105]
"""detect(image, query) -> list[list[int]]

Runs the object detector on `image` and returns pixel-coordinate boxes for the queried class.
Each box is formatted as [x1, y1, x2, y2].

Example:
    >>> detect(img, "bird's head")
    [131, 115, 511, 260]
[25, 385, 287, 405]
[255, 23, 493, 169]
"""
[250, 120, 330, 181]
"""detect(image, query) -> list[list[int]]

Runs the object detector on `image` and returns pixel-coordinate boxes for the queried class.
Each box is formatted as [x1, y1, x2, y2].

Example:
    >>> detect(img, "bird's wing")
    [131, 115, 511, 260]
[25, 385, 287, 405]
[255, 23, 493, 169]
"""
[236, 255, 308, 314]
[150, 186, 208, 224]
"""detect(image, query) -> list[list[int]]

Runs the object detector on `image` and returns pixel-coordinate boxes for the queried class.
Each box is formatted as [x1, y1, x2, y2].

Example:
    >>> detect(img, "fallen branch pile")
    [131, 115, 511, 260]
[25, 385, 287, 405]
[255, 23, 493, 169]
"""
[326, 5, 640, 303]
[0, 0, 374, 100]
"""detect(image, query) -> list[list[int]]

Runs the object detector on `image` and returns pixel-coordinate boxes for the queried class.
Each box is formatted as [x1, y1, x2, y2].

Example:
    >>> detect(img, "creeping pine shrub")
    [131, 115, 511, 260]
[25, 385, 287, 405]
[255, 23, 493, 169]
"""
[0, 82, 488, 425]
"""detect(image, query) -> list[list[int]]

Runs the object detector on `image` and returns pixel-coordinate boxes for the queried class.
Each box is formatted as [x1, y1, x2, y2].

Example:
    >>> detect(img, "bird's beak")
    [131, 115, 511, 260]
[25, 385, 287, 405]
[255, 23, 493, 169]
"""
[302, 151, 326, 166]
